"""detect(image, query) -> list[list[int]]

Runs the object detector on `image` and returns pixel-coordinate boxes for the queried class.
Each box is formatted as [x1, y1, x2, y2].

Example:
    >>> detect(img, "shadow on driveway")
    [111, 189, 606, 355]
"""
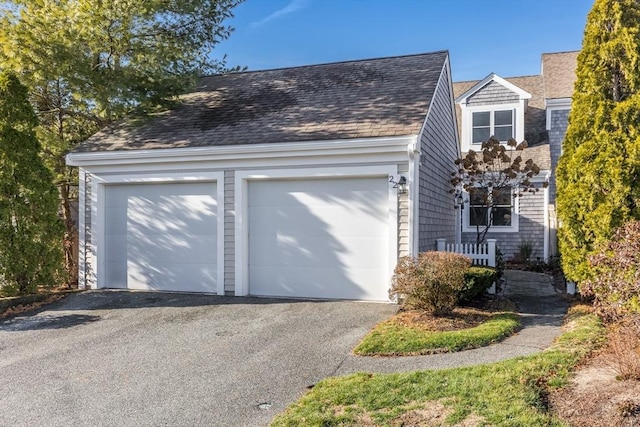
[42, 290, 336, 312]
[0, 314, 101, 331]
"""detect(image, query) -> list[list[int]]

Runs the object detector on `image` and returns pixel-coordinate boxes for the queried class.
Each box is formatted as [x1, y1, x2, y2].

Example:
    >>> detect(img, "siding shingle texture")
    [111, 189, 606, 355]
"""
[75, 52, 449, 152]
[419, 64, 458, 251]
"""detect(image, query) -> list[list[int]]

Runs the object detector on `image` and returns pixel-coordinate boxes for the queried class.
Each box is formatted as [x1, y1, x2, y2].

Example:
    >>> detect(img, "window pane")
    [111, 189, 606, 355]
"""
[469, 188, 488, 205]
[473, 111, 490, 127]
[494, 187, 512, 205]
[494, 110, 513, 126]
[470, 207, 488, 226]
[473, 127, 490, 144]
[494, 125, 513, 141]
[492, 207, 512, 226]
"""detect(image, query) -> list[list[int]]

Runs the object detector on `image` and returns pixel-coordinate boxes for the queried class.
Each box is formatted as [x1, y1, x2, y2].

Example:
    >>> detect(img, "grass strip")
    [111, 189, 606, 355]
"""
[271, 305, 605, 427]
[354, 312, 521, 356]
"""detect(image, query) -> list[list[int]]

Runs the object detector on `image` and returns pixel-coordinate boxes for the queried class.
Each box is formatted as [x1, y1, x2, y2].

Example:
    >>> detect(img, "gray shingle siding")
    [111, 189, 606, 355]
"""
[548, 108, 570, 203]
[466, 81, 519, 106]
[418, 63, 458, 251]
[223, 170, 235, 294]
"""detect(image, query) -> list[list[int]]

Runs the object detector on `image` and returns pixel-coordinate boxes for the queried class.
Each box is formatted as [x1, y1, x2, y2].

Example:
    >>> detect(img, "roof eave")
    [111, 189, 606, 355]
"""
[66, 135, 419, 167]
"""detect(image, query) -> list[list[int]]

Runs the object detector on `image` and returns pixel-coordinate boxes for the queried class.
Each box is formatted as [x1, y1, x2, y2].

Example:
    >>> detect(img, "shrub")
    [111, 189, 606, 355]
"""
[607, 316, 640, 380]
[581, 220, 640, 320]
[459, 266, 497, 303]
[389, 251, 471, 316]
[517, 240, 534, 263]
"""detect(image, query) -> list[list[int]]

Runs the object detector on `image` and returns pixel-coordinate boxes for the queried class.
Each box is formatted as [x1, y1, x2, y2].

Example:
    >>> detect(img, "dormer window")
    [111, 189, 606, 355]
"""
[456, 74, 530, 153]
[472, 110, 514, 144]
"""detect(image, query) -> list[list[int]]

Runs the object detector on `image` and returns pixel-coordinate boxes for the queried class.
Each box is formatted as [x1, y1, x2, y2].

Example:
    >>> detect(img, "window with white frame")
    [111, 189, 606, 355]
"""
[471, 109, 514, 144]
[468, 186, 514, 228]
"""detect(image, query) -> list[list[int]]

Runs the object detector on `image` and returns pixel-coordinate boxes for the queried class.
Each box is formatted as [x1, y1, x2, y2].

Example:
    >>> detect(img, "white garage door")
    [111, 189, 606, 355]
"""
[248, 177, 390, 301]
[104, 182, 218, 292]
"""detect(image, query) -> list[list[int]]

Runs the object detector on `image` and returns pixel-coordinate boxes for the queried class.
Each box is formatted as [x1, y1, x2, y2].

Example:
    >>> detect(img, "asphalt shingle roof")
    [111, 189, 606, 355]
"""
[75, 51, 449, 152]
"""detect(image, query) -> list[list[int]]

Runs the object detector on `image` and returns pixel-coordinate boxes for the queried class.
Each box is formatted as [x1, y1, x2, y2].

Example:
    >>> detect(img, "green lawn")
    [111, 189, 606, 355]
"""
[354, 312, 521, 356]
[271, 305, 605, 427]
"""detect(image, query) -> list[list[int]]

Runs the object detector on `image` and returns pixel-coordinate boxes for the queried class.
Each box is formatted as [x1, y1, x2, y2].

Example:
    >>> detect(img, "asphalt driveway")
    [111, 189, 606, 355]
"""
[0, 291, 396, 427]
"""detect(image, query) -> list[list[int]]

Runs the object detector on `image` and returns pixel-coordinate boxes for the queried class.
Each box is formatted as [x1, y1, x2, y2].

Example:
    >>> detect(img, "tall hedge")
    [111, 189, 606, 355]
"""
[0, 72, 64, 295]
[556, 0, 640, 283]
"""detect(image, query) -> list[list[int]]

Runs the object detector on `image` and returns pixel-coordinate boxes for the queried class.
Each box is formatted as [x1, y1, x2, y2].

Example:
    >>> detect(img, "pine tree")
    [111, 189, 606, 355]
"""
[0, 72, 64, 295]
[556, 0, 640, 283]
[0, 0, 242, 286]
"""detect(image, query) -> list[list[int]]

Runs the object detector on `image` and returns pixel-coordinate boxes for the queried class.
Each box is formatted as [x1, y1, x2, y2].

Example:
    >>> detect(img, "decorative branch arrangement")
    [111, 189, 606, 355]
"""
[450, 136, 546, 244]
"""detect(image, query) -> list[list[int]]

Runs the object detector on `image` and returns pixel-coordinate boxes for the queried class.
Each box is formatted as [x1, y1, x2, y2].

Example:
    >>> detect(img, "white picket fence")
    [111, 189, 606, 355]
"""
[436, 238, 497, 293]
[435, 238, 496, 267]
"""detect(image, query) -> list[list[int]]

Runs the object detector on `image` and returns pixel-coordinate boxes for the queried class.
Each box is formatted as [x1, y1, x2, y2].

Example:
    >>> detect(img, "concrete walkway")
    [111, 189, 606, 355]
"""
[336, 269, 569, 375]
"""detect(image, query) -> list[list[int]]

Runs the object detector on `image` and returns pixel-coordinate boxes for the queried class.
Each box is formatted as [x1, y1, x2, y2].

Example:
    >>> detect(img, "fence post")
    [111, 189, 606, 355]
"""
[487, 239, 496, 267]
[486, 239, 497, 294]
[436, 238, 446, 252]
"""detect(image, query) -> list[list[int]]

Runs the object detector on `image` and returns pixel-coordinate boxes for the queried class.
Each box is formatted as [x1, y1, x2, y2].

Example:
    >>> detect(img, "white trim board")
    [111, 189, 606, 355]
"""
[455, 73, 532, 104]
[67, 136, 417, 167]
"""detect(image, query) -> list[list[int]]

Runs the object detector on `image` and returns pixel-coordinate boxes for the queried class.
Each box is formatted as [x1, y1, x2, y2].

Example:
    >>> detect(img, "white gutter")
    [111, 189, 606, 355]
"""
[66, 135, 418, 167]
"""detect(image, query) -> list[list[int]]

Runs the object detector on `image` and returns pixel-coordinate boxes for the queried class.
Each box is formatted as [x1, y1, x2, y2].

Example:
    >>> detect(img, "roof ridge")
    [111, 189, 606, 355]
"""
[202, 50, 449, 78]
[541, 50, 580, 56]
[454, 74, 542, 84]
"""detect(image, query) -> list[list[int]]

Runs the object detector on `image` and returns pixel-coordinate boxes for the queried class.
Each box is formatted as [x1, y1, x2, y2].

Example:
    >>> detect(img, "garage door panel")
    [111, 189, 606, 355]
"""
[249, 179, 385, 207]
[128, 234, 216, 264]
[248, 177, 390, 301]
[104, 261, 127, 288]
[127, 262, 216, 292]
[104, 235, 127, 263]
[105, 207, 128, 235]
[127, 197, 217, 235]
[250, 205, 386, 238]
[250, 236, 388, 269]
[105, 182, 218, 293]
[250, 265, 388, 301]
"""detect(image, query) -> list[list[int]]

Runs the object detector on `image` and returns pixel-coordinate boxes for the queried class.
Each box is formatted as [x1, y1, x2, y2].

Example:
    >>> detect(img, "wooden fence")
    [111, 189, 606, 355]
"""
[436, 239, 497, 294]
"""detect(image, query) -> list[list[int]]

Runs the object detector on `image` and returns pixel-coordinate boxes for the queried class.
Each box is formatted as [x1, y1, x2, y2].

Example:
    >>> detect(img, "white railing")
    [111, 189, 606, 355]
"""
[436, 238, 496, 268]
[436, 238, 498, 294]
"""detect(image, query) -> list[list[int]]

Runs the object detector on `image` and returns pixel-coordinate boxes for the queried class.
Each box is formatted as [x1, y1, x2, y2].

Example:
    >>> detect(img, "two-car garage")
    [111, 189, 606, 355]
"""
[67, 51, 458, 305]
[98, 173, 395, 301]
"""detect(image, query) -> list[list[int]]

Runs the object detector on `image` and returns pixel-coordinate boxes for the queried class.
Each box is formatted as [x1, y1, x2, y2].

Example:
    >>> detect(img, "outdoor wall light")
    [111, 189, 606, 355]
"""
[389, 175, 408, 194]
[454, 189, 465, 209]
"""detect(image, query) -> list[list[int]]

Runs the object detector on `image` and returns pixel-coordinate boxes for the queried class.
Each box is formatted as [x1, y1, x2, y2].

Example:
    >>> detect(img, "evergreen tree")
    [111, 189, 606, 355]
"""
[0, 0, 242, 285]
[556, 0, 640, 283]
[0, 72, 64, 296]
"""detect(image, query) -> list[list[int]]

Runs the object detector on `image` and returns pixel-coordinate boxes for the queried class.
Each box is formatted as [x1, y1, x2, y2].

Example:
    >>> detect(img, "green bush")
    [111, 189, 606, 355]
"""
[389, 251, 471, 316]
[459, 266, 497, 303]
[581, 220, 640, 321]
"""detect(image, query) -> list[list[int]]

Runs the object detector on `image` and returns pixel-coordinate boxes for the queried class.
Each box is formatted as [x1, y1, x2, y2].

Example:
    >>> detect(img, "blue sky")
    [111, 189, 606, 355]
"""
[216, 0, 593, 82]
